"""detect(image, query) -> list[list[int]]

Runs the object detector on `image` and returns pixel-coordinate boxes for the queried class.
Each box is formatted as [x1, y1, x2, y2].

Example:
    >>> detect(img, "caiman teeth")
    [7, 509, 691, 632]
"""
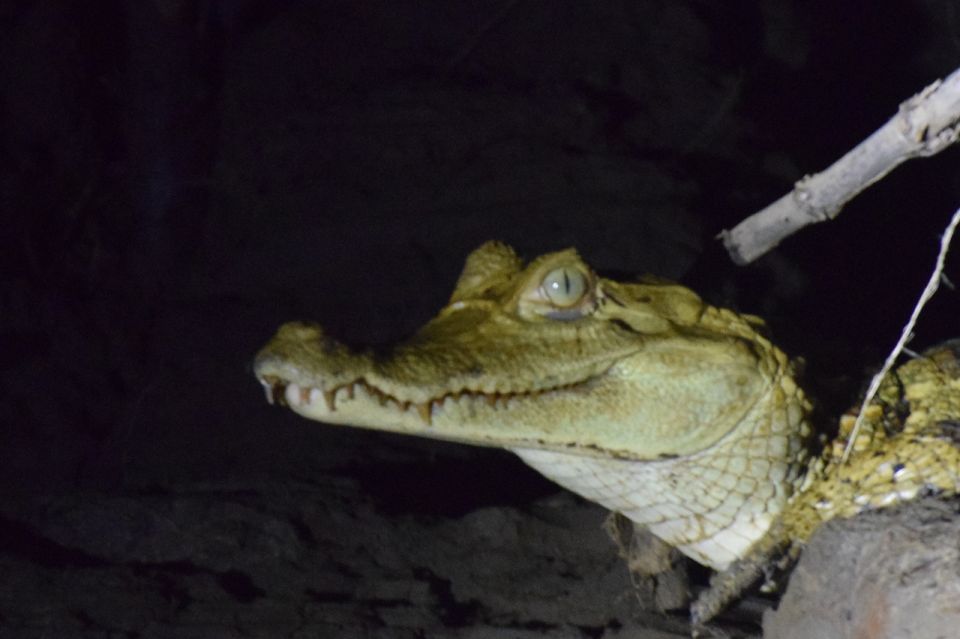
[258, 376, 285, 405]
[322, 389, 336, 411]
[259, 376, 589, 426]
[416, 402, 433, 426]
[284, 383, 303, 407]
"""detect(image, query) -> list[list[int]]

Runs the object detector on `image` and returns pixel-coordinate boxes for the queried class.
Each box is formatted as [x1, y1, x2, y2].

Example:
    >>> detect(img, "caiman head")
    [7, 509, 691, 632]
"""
[254, 241, 812, 570]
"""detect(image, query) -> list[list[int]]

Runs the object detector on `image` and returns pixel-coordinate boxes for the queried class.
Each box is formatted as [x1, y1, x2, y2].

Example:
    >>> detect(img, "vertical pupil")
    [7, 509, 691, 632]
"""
[544, 267, 584, 305]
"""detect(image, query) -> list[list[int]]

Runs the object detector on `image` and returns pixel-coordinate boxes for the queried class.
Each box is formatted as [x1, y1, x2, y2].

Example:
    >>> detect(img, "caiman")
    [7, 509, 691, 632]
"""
[253, 241, 960, 626]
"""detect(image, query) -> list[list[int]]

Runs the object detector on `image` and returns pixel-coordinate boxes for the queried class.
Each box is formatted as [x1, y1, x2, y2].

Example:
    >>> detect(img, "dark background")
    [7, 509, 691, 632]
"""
[2, 1, 959, 637]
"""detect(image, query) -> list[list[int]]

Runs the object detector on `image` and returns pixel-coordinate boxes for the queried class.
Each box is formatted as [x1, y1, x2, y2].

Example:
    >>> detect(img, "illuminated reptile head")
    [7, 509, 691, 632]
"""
[254, 241, 812, 569]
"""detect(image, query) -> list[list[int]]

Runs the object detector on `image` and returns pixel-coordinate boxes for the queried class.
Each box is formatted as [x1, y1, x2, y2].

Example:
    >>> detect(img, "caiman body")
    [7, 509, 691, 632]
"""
[254, 241, 960, 623]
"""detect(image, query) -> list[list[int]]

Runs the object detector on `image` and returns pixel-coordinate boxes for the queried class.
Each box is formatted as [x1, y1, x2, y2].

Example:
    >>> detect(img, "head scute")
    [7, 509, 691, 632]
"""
[449, 241, 523, 303]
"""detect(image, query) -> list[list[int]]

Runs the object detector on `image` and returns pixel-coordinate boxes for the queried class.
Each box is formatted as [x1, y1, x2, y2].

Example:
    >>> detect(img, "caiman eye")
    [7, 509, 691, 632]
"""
[541, 266, 587, 307]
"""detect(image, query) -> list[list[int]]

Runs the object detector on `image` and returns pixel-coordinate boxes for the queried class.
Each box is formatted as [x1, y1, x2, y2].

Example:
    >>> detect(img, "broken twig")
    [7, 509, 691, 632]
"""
[722, 66, 960, 264]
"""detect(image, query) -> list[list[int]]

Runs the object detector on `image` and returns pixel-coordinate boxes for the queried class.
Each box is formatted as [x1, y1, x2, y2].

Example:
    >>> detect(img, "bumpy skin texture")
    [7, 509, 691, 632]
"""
[254, 242, 960, 624]
[692, 340, 960, 625]
[255, 241, 812, 571]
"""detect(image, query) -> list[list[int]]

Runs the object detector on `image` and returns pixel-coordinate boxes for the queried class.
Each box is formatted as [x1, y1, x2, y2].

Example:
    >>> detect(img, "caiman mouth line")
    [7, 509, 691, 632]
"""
[257, 375, 594, 427]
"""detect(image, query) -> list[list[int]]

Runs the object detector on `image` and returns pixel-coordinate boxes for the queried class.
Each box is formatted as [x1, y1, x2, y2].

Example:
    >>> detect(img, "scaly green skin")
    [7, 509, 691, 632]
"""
[254, 242, 960, 624]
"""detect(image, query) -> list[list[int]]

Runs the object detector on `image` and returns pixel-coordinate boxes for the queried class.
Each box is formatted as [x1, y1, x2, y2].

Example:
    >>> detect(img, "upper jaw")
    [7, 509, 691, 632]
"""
[254, 334, 614, 429]
[253, 312, 635, 409]
[252, 317, 636, 453]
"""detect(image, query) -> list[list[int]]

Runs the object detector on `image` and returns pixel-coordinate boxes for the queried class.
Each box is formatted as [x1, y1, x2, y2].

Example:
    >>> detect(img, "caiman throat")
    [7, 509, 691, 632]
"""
[254, 241, 813, 571]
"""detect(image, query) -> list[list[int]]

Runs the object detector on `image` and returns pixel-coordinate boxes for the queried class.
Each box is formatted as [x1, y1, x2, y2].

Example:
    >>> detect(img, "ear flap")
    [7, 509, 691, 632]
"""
[449, 241, 522, 303]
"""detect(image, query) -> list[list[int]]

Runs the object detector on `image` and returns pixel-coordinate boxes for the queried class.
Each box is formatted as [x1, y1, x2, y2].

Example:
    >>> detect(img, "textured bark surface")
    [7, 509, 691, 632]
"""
[764, 499, 960, 639]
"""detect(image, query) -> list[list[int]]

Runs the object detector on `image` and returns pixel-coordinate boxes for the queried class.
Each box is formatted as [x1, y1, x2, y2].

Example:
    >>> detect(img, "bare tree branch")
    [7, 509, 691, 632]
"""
[841, 207, 960, 462]
[721, 67, 960, 264]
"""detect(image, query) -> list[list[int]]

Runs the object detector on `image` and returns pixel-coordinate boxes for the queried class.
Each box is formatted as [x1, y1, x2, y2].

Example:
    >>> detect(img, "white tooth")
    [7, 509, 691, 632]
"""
[309, 388, 323, 406]
[285, 383, 302, 406]
[259, 379, 274, 404]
